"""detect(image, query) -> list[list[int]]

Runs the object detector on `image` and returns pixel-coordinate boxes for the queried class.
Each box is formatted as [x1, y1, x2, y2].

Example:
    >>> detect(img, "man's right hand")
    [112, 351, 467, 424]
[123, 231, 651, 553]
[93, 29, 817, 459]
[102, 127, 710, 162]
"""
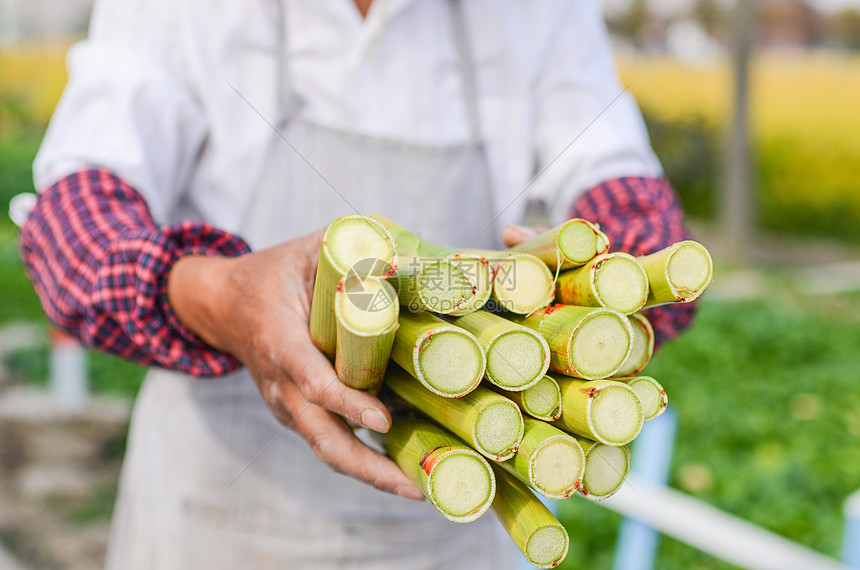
[167, 229, 424, 501]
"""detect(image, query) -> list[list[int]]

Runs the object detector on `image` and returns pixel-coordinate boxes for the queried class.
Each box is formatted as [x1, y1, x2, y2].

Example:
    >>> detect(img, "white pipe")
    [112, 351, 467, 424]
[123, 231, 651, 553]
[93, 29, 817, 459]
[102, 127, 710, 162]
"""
[603, 476, 848, 570]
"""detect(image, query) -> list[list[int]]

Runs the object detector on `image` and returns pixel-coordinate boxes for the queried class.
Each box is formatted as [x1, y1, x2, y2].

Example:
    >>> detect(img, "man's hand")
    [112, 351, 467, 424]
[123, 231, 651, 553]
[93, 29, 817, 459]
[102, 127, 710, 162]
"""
[501, 224, 545, 247]
[167, 230, 424, 501]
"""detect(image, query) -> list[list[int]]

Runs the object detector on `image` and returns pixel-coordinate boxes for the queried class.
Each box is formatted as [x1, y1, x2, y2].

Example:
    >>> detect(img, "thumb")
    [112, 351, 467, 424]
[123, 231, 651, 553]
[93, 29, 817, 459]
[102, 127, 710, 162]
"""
[501, 224, 542, 247]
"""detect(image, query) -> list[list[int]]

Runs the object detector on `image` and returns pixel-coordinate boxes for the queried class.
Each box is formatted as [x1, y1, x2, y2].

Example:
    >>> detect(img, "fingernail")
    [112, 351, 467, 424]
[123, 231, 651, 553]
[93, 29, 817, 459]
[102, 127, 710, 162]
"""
[361, 408, 390, 433]
[509, 224, 531, 233]
[396, 486, 425, 501]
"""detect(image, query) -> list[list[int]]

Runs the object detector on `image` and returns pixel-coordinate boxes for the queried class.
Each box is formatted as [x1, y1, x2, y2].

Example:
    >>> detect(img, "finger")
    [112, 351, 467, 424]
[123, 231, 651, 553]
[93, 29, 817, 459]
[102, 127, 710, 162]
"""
[501, 224, 542, 247]
[279, 331, 392, 433]
[290, 400, 424, 500]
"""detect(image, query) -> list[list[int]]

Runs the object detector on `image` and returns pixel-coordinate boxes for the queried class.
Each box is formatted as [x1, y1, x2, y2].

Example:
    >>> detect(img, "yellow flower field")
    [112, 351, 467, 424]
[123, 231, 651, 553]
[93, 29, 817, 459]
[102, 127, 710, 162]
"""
[618, 52, 860, 236]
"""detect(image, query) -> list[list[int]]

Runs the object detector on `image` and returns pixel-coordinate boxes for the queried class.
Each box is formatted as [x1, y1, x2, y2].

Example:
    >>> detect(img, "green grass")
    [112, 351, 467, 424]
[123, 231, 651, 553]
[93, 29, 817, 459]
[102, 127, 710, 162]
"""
[557, 295, 860, 569]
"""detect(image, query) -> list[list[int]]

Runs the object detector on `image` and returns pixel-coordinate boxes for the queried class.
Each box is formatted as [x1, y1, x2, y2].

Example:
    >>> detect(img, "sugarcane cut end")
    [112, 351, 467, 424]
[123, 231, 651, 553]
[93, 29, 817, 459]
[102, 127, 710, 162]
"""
[325, 216, 396, 274]
[417, 330, 485, 396]
[427, 451, 495, 522]
[612, 314, 654, 378]
[526, 524, 570, 568]
[592, 253, 649, 315]
[336, 276, 399, 335]
[666, 241, 713, 301]
[418, 260, 474, 314]
[474, 400, 524, 459]
[581, 444, 630, 500]
[558, 219, 602, 264]
[486, 330, 549, 390]
[521, 376, 562, 419]
[589, 383, 643, 445]
[531, 436, 584, 498]
[570, 310, 633, 379]
[493, 255, 554, 314]
[627, 376, 668, 421]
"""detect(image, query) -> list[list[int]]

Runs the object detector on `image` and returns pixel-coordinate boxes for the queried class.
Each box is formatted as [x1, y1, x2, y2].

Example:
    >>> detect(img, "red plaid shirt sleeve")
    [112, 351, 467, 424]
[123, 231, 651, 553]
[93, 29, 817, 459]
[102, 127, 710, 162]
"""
[18, 169, 251, 376]
[569, 176, 699, 349]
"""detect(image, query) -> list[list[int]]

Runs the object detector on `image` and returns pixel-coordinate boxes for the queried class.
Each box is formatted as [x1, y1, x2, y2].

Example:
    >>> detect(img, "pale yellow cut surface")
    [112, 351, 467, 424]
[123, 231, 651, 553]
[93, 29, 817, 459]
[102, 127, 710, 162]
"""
[667, 242, 712, 298]
[526, 525, 569, 568]
[522, 377, 561, 418]
[419, 331, 483, 394]
[558, 221, 599, 264]
[327, 218, 394, 273]
[532, 438, 584, 496]
[474, 401, 523, 456]
[593, 256, 649, 314]
[591, 386, 642, 444]
[570, 313, 632, 378]
[430, 454, 492, 519]
[614, 316, 651, 377]
[583, 444, 629, 498]
[336, 278, 397, 333]
[487, 331, 546, 388]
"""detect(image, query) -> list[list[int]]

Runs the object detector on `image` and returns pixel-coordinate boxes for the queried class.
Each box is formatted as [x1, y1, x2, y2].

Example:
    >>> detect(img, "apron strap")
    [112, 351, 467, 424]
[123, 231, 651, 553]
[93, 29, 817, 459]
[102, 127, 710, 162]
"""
[447, 0, 483, 145]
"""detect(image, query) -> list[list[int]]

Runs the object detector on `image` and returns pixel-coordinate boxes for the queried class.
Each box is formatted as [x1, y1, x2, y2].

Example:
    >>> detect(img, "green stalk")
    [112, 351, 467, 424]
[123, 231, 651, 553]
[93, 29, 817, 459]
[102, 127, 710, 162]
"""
[372, 215, 492, 315]
[334, 275, 399, 392]
[551, 376, 644, 446]
[611, 313, 655, 378]
[555, 252, 649, 315]
[497, 417, 584, 499]
[388, 257, 475, 314]
[639, 240, 714, 306]
[490, 464, 570, 568]
[310, 215, 397, 359]
[577, 439, 631, 501]
[616, 375, 668, 421]
[509, 217, 610, 271]
[451, 311, 550, 390]
[385, 416, 495, 523]
[390, 312, 486, 397]
[385, 367, 525, 461]
[513, 305, 634, 380]
[500, 375, 563, 421]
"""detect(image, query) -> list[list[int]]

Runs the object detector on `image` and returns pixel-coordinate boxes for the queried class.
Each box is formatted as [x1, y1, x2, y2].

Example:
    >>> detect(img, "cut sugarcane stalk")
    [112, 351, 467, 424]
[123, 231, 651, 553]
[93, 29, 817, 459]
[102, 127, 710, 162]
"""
[451, 311, 550, 390]
[390, 312, 486, 397]
[577, 439, 630, 501]
[388, 258, 475, 314]
[617, 375, 668, 421]
[334, 275, 399, 392]
[385, 416, 495, 523]
[513, 305, 634, 380]
[497, 417, 584, 499]
[611, 313, 655, 378]
[555, 252, 649, 315]
[490, 464, 570, 568]
[483, 251, 555, 315]
[372, 215, 492, 315]
[501, 375, 563, 421]
[509, 218, 610, 271]
[385, 367, 525, 461]
[639, 240, 713, 306]
[551, 376, 644, 446]
[310, 215, 397, 359]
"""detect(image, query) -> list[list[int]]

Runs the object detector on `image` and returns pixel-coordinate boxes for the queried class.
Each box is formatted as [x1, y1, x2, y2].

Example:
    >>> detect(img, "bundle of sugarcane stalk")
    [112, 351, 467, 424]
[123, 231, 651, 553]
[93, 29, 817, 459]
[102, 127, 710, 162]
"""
[308, 214, 712, 568]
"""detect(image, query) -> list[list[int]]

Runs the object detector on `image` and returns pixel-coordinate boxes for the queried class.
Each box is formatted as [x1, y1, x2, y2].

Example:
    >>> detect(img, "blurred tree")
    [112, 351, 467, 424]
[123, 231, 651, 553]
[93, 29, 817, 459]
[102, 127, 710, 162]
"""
[830, 9, 860, 50]
[619, 0, 651, 47]
[693, 0, 728, 38]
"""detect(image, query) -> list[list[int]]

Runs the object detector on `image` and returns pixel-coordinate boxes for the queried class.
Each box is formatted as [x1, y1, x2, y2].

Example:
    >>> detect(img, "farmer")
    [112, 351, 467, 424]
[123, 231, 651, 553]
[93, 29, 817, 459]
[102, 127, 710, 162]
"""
[19, 0, 697, 567]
